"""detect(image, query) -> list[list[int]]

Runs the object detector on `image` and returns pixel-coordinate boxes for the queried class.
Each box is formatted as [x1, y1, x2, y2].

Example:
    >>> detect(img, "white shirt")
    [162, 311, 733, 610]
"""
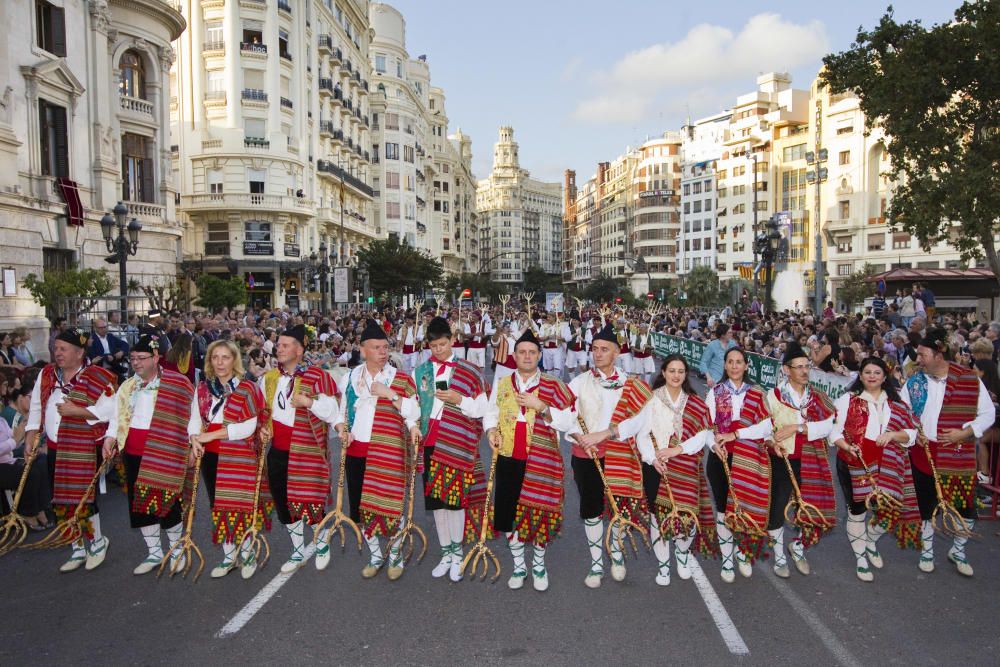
[704, 382, 772, 442]
[561, 369, 645, 439]
[900, 373, 995, 440]
[635, 390, 712, 463]
[257, 373, 338, 428]
[187, 390, 259, 441]
[26, 367, 115, 442]
[428, 355, 489, 421]
[830, 391, 917, 447]
[333, 364, 419, 442]
[756, 386, 836, 443]
[483, 370, 575, 432]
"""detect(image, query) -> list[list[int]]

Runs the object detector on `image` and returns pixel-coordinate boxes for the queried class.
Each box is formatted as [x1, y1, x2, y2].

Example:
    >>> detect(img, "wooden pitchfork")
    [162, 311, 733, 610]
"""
[313, 438, 363, 555]
[579, 415, 649, 558]
[158, 454, 206, 581]
[917, 428, 974, 538]
[237, 443, 273, 572]
[0, 441, 39, 557]
[24, 457, 113, 551]
[779, 451, 833, 536]
[852, 447, 903, 515]
[459, 443, 501, 582]
[713, 442, 766, 538]
[650, 433, 700, 538]
[385, 436, 428, 566]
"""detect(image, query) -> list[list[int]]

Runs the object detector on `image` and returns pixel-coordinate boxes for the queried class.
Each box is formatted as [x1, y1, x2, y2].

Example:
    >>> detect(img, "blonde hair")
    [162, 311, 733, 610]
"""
[204, 339, 245, 381]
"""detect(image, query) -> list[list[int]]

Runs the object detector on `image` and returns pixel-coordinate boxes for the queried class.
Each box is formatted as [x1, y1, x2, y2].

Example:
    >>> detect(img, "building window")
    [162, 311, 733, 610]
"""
[36, 0, 66, 57]
[839, 150, 850, 165]
[396, 58, 403, 77]
[206, 221, 228, 242]
[385, 171, 399, 189]
[375, 54, 386, 74]
[205, 20, 223, 46]
[782, 143, 807, 161]
[248, 168, 266, 201]
[386, 202, 400, 219]
[385, 113, 399, 130]
[121, 133, 153, 203]
[892, 232, 911, 250]
[837, 264, 853, 276]
[405, 174, 415, 191]
[119, 51, 146, 99]
[244, 220, 271, 242]
[208, 169, 223, 195]
[385, 143, 399, 160]
[244, 118, 266, 142]
[836, 237, 852, 254]
[403, 145, 414, 163]
[38, 98, 68, 178]
[838, 200, 850, 219]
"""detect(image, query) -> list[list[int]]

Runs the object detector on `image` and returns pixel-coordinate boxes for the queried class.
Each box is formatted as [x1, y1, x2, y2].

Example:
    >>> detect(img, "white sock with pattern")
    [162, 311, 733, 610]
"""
[140, 525, 163, 560]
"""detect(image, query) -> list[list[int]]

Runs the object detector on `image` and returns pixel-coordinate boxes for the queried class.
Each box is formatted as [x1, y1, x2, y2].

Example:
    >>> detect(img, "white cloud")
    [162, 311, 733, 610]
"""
[572, 13, 830, 125]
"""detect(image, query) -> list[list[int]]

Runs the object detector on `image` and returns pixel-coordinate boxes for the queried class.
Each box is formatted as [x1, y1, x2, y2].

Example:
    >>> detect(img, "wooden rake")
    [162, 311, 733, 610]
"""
[917, 429, 974, 539]
[313, 440, 363, 555]
[651, 434, 700, 538]
[714, 446, 766, 538]
[385, 438, 428, 566]
[459, 444, 501, 582]
[238, 444, 273, 572]
[24, 457, 113, 551]
[158, 455, 205, 581]
[0, 444, 39, 557]
[779, 451, 833, 538]
[579, 415, 649, 559]
[852, 448, 903, 516]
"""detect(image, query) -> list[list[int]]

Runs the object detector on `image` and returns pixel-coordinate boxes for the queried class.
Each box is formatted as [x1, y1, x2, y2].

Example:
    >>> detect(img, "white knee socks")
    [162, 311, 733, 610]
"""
[584, 518, 604, 574]
[140, 525, 163, 560]
[846, 512, 869, 568]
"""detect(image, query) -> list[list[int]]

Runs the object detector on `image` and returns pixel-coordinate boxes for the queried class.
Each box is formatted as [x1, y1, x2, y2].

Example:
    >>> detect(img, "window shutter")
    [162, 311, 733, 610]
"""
[53, 104, 69, 178]
[51, 6, 67, 57]
[141, 157, 155, 203]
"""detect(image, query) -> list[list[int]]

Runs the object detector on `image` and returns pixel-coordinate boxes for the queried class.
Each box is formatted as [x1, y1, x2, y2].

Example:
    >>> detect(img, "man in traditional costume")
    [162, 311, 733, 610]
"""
[334, 321, 420, 580]
[464, 310, 494, 378]
[562, 313, 590, 379]
[258, 324, 341, 573]
[484, 328, 575, 591]
[900, 328, 994, 577]
[398, 313, 420, 375]
[540, 312, 565, 379]
[629, 322, 656, 384]
[98, 335, 193, 575]
[26, 328, 117, 572]
[563, 324, 651, 588]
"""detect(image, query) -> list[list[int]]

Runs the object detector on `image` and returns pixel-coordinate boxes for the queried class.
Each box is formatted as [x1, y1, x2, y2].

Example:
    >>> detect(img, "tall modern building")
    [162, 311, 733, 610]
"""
[477, 126, 562, 285]
[173, 0, 375, 310]
[0, 0, 185, 352]
[629, 134, 683, 295]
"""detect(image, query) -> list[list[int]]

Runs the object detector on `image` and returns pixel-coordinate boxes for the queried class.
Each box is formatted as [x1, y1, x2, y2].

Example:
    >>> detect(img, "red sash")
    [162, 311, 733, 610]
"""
[124, 428, 150, 456]
[271, 420, 293, 451]
[204, 422, 223, 454]
[402, 344, 415, 354]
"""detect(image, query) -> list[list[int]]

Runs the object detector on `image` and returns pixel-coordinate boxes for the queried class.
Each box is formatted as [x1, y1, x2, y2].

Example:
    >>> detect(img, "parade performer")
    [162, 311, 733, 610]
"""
[414, 316, 489, 582]
[258, 324, 341, 573]
[630, 322, 655, 384]
[334, 320, 420, 581]
[491, 321, 518, 390]
[418, 310, 433, 366]
[635, 354, 714, 586]
[563, 324, 651, 588]
[449, 312, 467, 361]
[706, 348, 772, 583]
[484, 328, 575, 591]
[761, 342, 836, 578]
[465, 310, 493, 377]
[830, 357, 919, 582]
[25, 328, 116, 572]
[398, 313, 420, 374]
[900, 328, 994, 577]
[98, 335, 193, 575]
[540, 312, 564, 379]
[189, 340, 271, 579]
[563, 313, 590, 379]
[613, 319, 632, 374]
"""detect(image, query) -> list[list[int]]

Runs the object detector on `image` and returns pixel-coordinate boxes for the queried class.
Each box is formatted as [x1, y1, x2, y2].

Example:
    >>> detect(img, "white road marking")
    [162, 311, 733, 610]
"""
[688, 559, 750, 656]
[761, 566, 864, 667]
[215, 544, 316, 639]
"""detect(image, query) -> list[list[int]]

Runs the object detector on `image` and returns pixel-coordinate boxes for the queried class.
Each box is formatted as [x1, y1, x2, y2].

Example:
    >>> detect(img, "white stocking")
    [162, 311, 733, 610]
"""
[769, 527, 786, 568]
[846, 512, 869, 568]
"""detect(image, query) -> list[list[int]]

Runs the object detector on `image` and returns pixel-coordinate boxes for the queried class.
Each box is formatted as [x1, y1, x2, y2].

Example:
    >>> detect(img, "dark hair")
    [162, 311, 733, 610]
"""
[715, 323, 729, 338]
[652, 353, 695, 395]
[848, 356, 902, 402]
[722, 346, 749, 382]
[974, 358, 1000, 400]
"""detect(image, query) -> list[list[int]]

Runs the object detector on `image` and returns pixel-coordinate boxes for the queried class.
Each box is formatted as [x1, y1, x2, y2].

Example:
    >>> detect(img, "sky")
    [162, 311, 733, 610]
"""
[381, 0, 961, 184]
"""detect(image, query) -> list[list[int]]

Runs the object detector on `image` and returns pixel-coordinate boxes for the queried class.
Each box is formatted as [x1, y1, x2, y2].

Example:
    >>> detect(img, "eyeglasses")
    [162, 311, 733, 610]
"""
[129, 355, 153, 363]
[787, 363, 812, 371]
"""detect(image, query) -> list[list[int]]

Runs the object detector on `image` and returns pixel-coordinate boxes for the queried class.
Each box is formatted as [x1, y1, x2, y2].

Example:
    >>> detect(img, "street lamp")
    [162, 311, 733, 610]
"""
[761, 215, 782, 316]
[100, 201, 141, 326]
[310, 240, 331, 312]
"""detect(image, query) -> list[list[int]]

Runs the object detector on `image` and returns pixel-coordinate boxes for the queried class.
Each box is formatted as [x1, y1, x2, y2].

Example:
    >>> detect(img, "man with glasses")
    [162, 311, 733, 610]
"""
[88, 318, 129, 384]
[760, 343, 837, 578]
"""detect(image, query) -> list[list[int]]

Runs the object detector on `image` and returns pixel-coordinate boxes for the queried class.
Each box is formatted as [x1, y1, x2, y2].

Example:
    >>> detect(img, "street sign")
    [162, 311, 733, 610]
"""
[461, 288, 472, 298]
[646, 292, 654, 299]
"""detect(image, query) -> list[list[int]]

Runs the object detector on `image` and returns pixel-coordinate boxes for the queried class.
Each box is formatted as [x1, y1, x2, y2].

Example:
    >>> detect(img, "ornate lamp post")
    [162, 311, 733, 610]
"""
[310, 240, 331, 313]
[100, 201, 141, 326]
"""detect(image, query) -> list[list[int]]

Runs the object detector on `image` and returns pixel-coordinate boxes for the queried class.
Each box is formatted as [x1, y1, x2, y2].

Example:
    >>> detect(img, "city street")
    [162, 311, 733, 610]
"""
[2, 375, 996, 666]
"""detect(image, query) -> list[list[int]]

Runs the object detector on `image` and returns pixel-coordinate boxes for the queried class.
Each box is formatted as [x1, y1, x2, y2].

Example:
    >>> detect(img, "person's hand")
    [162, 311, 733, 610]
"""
[409, 425, 421, 448]
[655, 445, 681, 462]
[774, 424, 800, 442]
[575, 431, 606, 450]
[435, 389, 462, 406]
[875, 432, 895, 447]
[514, 392, 546, 412]
[940, 427, 969, 445]
[101, 438, 117, 461]
[56, 401, 91, 419]
[370, 381, 394, 399]
[291, 391, 314, 409]
[487, 428, 500, 451]
[713, 443, 727, 459]
[715, 431, 735, 447]
[705, 376, 715, 389]
[652, 459, 668, 476]
[25, 432, 39, 457]
[189, 434, 206, 458]
[835, 440, 860, 458]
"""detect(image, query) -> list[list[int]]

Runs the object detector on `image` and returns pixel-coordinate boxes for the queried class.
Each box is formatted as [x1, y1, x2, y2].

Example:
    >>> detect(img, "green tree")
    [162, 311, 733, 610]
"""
[356, 237, 443, 300]
[838, 263, 880, 312]
[23, 266, 115, 319]
[684, 265, 720, 307]
[582, 273, 627, 304]
[521, 264, 562, 296]
[821, 1, 1000, 288]
[195, 275, 247, 312]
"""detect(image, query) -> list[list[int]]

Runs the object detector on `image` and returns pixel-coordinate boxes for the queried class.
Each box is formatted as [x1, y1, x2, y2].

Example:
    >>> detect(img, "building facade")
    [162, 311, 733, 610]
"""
[477, 126, 561, 285]
[0, 0, 186, 354]
[629, 134, 683, 296]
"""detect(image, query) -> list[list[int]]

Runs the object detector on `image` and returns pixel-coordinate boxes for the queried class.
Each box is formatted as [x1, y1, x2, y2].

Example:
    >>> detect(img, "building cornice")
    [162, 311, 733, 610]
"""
[110, 0, 187, 41]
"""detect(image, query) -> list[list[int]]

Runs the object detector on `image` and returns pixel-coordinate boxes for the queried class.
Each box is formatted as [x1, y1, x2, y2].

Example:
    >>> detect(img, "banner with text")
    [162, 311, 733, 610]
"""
[650, 332, 855, 399]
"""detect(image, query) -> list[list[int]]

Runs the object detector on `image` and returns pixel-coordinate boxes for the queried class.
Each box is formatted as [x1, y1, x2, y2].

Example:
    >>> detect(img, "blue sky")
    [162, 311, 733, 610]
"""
[383, 0, 960, 184]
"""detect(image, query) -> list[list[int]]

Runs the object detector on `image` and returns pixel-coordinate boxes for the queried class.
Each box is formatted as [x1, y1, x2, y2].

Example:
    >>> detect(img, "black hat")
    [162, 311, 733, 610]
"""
[56, 328, 89, 349]
[280, 324, 307, 347]
[919, 327, 950, 354]
[592, 324, 618, 345]
[426, 316, 451, 339]
[148, 309, 162, 319]
[782, 341, 808, 365]
[360, 319, 388, 342]
[132, 334, 162, 355]
[514, 328, 541, 350]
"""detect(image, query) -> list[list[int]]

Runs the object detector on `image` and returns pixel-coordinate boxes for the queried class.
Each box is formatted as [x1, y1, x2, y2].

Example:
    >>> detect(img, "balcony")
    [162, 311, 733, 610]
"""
[202, 40, 225, 54]
[277, 0, 291, 14]
[184, 193, 313, 213]
[344, 59, 353, 74]
[319, 78, 333, 96]
[244, 137, 270, 149]
[868, 216, 886, 226]
[315, 159, 374, 198]
[320, 121, 335, 136]
[205, 241, 230, 256]
[318, 35, 333, 53]
[280, 97, 293, 110]
[124, 201, 167, 225]
[280, 51, 293, 63]
[330, 47, 342, 64]
[242, 88, 267, 102]
[240, 41, 267, 55]
[119, 95, 154, 116]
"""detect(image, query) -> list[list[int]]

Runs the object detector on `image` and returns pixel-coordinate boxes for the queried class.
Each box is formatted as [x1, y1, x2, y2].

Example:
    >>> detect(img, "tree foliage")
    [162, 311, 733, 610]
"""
[356, 236, 444, 300]
[821, 1, 1000, 286]
[582, 273, 629, 304]
[141, 278, 185, 314]
[195, 275, 247, 312]
[23, 266, 114, 317]
[684, 265, 720, 307]
[838, 262, 880, 311]
[521, 265, 562, 296]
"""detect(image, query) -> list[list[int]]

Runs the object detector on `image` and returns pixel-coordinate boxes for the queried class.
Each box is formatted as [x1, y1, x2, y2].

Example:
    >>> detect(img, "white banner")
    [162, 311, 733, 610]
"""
[545, 292, 565, 312]
[333, 267, 350, 303]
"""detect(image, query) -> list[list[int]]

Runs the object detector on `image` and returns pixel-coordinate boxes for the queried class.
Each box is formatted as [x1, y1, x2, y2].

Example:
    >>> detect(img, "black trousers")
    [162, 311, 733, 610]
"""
[705, 453, 732, 514]
[768, 454, 801, 530]
[835, 458, 867, 515]
[200, 452, 219, 506]
[912, 464, 976, 521]
[492, 455, 526, 533]
[48, 449, 98, 513]
[267, 447, 293, 525]
[641, 462, 660, 512]
[122, 453, 182, 529]
[422, 445, 460, 511]
[0, 457, 50, 516]
[571, 455, 606, 520]
[345, 454, 367, 524]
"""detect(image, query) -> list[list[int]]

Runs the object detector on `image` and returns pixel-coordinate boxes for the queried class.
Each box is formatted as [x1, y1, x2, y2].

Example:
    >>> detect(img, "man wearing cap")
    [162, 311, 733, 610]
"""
[464, 310, 493, 379]
[335, 320, 420, 580]
[540, 312, 565, 380]
[563, 313, 590, 380]
[258, 324, 342, 573]
[25, 328, 117, 572]
[901, 327, 994, 576]
[490, 321, 518, 392]
[484, 327, 576, 591]
[398, 313, 420, 374]
[414, 316, 490, 582]
[562, 324, 652, 588]
[630, 322, 655, 384]
[97, 335, 194, 575]
[760, 342, 837, 578]
[418, 310, 434, 367]
[140, 310, 171, 353]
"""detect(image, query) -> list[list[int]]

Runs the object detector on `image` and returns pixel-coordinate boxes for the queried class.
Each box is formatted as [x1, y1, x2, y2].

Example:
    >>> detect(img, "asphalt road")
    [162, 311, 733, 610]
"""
[2, 371, 998, 666]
